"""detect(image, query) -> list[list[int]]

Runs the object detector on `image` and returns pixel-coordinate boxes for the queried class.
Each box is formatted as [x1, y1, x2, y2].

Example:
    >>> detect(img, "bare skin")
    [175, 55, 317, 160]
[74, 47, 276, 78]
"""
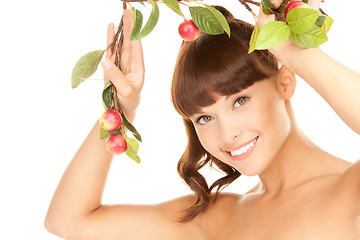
[45, 1, 360, 239]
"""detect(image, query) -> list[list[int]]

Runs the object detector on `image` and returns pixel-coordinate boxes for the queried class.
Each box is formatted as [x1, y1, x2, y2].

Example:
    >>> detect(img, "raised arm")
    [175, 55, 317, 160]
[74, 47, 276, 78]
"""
[280, 46, 360, 135]
[258, 0, 360, 135]
[44, 9, 203, 240]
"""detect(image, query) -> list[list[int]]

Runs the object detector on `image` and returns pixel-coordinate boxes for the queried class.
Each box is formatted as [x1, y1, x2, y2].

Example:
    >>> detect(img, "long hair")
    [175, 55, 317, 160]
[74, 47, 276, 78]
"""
[171, 6, 279, 221]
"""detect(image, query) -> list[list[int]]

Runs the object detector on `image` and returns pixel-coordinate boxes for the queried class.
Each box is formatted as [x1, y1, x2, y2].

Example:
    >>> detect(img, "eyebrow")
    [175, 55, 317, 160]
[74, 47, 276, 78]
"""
[191, 111, 205, 118]
[190, 88, 249, 118]
[224, 89, 245, 101]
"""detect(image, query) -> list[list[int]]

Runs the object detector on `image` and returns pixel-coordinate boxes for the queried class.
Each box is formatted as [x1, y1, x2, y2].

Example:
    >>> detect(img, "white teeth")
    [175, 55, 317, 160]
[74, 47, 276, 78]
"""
[230, 137, 258, 157]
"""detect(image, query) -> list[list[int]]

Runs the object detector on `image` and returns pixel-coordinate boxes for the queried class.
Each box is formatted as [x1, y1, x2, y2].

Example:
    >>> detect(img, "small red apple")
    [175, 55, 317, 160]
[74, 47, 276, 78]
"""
[106, 134, 127, 155]
[178, 20, 200, 42]
[284, 0, 309, 17]
[99, 109, 123, 131]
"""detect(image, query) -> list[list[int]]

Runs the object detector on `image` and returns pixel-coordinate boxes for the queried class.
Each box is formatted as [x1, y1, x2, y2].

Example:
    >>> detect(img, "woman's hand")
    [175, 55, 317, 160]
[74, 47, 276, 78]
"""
[257, 0, 321, 63]
[101, 9, 145, 122]
[257, 1, 360, 135]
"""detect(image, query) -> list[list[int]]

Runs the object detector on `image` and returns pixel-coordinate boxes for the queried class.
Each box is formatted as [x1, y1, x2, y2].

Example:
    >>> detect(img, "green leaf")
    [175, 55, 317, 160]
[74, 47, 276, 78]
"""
[115, 59, 121, 71]
[286, 8, 319, 34]
[102, 81, 113, 110]
[262, 0, 271, 9]
[277, 2, 286, 13]
[125, 148, 141, 164]
[248, 23, 260, 54]
[100, 127, 110, 139]
[289, 25, 328, 48]
[261, 2, 272, 15]
[131, 8, 143, 40]
[132, 2, 160, 40]
[256, 21, 291, 50]
[124, 136, 139, 154]
[163, 0, 185, 18]
[203, 4, 230, 36]
[314, 15, 326, 28]
[121, 111, 142, 142]
[71, 50, 105, 88]
[124, 136, 140, 164]
[321, 15, 334, 34]
[189, 6, 230, 36]
[261, 1, 276, 15]
[100, 127, 121, 140]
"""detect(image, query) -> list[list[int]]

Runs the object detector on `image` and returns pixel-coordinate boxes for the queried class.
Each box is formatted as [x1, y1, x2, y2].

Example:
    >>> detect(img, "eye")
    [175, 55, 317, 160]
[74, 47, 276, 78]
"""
[234, 96, 248, 108]
[197, 115, 213, 125]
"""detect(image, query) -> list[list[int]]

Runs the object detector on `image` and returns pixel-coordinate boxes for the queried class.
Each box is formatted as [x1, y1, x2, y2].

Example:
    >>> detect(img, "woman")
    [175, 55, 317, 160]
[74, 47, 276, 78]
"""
[45, 0, 360, 239]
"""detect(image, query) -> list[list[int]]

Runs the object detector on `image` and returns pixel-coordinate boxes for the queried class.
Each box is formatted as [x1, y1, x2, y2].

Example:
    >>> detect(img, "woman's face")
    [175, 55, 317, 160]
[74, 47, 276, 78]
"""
[190, 77, 292, 176]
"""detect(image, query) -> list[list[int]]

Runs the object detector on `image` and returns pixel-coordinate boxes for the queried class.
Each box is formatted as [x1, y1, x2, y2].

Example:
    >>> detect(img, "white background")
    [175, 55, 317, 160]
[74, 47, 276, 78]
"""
[0, 0, 359, 239]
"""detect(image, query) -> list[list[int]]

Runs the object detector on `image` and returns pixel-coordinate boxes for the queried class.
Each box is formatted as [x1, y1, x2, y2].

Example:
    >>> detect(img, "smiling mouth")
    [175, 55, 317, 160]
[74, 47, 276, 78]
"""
[228, 136, 259, 157]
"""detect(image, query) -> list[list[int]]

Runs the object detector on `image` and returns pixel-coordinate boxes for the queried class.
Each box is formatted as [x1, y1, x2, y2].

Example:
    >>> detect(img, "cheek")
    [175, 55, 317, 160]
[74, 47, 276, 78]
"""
[256, 97, 291, 148]
[194, 127, 217, 155]
[195, 125, 227, 163]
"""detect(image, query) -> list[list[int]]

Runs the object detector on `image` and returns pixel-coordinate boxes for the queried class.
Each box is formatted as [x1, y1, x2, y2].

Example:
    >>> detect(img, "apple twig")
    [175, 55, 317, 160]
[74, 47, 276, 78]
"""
[240, 0, 260, 9]
[111, 3, 128, 113]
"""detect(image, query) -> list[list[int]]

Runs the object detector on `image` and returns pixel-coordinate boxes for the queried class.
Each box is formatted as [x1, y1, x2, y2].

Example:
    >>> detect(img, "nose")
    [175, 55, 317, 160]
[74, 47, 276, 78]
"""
[218, 116, 242, 143]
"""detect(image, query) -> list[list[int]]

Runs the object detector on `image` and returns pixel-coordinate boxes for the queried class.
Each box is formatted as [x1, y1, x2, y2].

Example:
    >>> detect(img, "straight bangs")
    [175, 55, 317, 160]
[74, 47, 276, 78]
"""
[171, 19, 278, 118]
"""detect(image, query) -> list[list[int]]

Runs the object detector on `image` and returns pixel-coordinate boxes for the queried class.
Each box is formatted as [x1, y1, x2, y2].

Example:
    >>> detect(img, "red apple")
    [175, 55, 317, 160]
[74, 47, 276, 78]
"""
[99, 109, 123, 131]
[178, 20, 200, 42]
[106, 134, 127, 155]
[284, 0, 309, 17]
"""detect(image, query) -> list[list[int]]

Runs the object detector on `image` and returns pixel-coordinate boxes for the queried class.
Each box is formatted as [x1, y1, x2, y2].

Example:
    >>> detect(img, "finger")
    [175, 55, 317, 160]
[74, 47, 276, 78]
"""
[123, 9, 143, 61]
[101, 59, 131, 96]
[121, 9, 134, 55]
[258, 3, 275, 29]
[271, 0, 283, 9]
[120, 40, 144, 74]
[119, 8, 144, 73]
[308, 0, 320, 10]
[106, 23, 116, 61]
[130, 38, 144, 69]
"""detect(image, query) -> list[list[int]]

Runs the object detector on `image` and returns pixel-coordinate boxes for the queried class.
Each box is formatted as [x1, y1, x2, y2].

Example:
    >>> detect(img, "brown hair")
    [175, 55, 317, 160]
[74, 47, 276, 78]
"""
[171, 6, 279, 221]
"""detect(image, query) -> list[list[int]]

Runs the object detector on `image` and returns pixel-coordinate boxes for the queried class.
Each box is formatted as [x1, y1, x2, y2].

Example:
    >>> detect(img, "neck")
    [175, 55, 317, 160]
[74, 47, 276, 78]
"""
[258, 118, 347, 198]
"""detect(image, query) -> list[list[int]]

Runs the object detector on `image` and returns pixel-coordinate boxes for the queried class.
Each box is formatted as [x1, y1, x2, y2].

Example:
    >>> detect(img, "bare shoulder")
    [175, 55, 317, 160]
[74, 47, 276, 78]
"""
[340, 159, 360, 186]
[198, 192, 242, 235]
[162, 192, 241, 223]
[206, 192, 242, 212]
[338, 159, 360, 200]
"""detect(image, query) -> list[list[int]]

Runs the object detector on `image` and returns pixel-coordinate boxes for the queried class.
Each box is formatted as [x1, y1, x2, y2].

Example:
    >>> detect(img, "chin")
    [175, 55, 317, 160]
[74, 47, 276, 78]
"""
[234, 160, 270, 177]
[238, 168, 262, 177]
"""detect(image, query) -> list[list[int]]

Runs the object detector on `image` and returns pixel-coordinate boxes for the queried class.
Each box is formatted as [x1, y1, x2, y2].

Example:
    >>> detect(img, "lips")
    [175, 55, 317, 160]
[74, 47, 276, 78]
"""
[225, 136, 259, 159]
